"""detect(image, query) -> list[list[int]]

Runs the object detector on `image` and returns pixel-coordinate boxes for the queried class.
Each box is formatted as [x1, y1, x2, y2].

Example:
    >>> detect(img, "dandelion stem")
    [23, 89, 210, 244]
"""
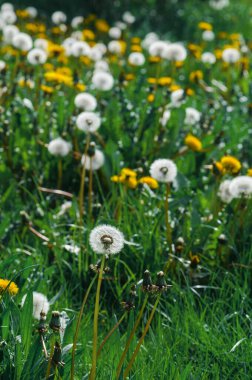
[41, 335, 48, 358]
[123, 296, 161, 379]
[116, 296, 148, 380]
[88, 157, 93, 220]
[57, 159, 62, 189]
[79, 134, 90, 223]
[97, 312, 127, 358]
[165, 183, 172, 251]
[70, 275, 97, 380]
[46, 334, 56, 379]
[89, 256, 106, 380]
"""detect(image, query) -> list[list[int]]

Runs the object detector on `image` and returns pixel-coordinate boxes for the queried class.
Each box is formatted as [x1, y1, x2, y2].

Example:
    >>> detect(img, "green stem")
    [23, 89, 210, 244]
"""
[97, 312, 127, 358]
[57, 159, 62, 189]
[46, 334, 56, 379]
[88, 158, 93, 220]
[116, 296, 148, 380]
[165, 183, 172, 251]
[79, 134, 90, 223]
[123, 296, 161, 379]
[89, 256, 106, 380]
[70, 275, 97, 380]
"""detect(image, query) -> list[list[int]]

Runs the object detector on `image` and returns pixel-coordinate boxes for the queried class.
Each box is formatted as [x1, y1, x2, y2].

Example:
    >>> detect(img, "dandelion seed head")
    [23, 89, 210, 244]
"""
[150, 159, 177, 183]
[89, 224, 124, 255]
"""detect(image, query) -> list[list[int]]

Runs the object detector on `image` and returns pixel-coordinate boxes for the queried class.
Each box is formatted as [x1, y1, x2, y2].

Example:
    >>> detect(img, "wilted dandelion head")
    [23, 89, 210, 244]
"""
[150, 159, 177, 183]
[76, 112, 101, 133]
[89, 224, 124, 255]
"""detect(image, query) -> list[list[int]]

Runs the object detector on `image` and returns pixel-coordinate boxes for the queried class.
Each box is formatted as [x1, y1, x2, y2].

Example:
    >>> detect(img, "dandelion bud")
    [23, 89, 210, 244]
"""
[175, 237, 185, 253]
[142, 270, 154, 292]
[218, 234, 228, 245]
[190, 255, 200, 269]
[37, 311, 47, 335]
[49, 311, 61, 332]
[156, 271, 168, 291]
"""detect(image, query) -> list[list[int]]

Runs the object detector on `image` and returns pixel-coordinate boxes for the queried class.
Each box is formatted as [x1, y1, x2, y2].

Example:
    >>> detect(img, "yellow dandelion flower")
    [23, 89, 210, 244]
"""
[184, 134, 202, 152]
[138, 177, 159, 189]
[127, 177, 138, 189]
[44, 71, 73, 86]
[158, 77, 172, 86]
[0, 279, 19, 296]
[220, 155, 241, 174]
[186, 88, 195, 96]
[41, 84, 54, 94]
[83, 29, 95, 40]
[147, 77, 158, 85]
[147, 93, 155, 103]
[149, 56, 161, 63]
[121, 168, 137, 178]
[247, 169, 252, 177]
[189, 70, 203, 83]
[16, 9, 30, 18]
[131, 45, 142, 52]
[198, 22, 212, 31]
[95, 19, 109, 33]
[213, 161, 224, 175]
[76, 83, 86, 91]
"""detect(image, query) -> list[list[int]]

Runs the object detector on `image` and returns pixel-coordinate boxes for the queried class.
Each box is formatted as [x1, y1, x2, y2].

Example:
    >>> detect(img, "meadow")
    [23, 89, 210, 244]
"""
[0, 0, 252, 379]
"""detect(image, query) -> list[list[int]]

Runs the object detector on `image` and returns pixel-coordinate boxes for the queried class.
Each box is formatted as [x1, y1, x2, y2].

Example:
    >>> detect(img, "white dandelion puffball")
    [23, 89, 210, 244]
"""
[12, 32, 33, 51]
[34, 38, 48, 51]
[150, 159, 177, 183]
[26, 6, 38, 18]
[222, 48, 240, 64]
[202, 30, 215, 41]
[89, 46, 103, 61]
[122, 11, 135, 24]
[142, 32, 159, 49]
[128, 52, 145, 66]
[108, 26, 122, 39]
[171, 89, 185, 107]
[27, 48, 47, 65]
[184, 107, 201, 125]
[21, 292, 50, 320]
[1, 3, 14, 12]
[3, 25, 19, 44]
[149, 40, 169, 58]
[92, 71, 114, 91]
[94, 60, 109, 72]
[1, 9, 16, 24]
[48, 137, 72, 157]
[163, 43, 187, 61]
[229, 176, 252, 198]
[201, 52, 216, 64]
[71, 16, 84, 28]
[81, 149, 105, 171]
[74, 93, 97, 111]
[209, 0, 229, 10]
[89, 224, 124, 255]
[23, 98, 34, 110]
[70, 41, 91, 57]
[0, 60, 6, 71]
[218, 180, 233, 203]
[108, 40, 123, 55]
[51, 11, 67, 25]
[76, 112, 101, 133]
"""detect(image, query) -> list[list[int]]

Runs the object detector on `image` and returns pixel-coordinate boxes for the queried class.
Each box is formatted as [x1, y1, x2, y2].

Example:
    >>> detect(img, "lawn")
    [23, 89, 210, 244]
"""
[0, 0, 252, 379]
